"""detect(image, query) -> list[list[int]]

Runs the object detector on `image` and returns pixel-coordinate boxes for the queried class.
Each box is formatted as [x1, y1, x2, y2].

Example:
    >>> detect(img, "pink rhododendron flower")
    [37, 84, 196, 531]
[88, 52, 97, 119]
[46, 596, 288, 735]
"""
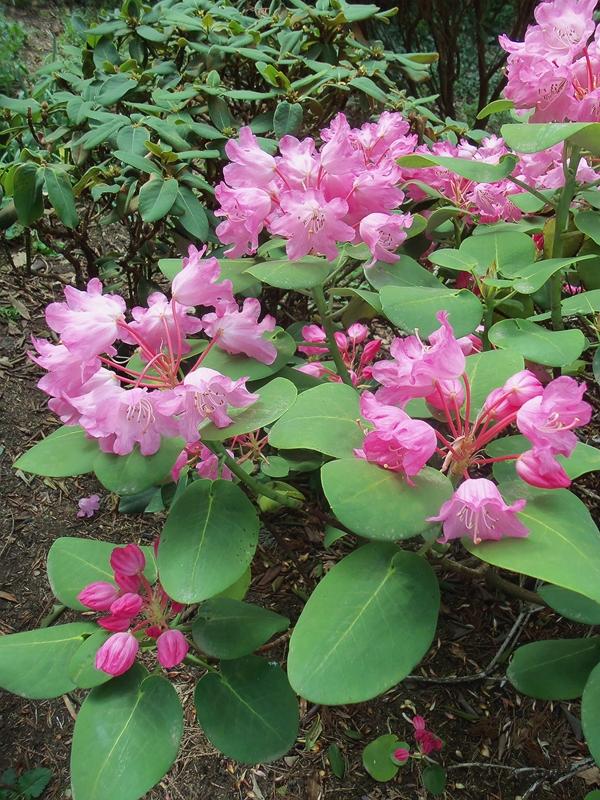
[171, 245, 234, 308]
[270, 189, 355, 261]
[110, 544, 146, 577]
[412, 716, 443, 755]
[517, 376, 591, 456]
[360, 212, 413, 266]
[223, 126, 277, 189]
[276, 135, 320, 188]
[202, 298, 277, 364]
[195, 444, 234, 481]
[120, 292, 203, 359]
[372, 311, 466, 406]
[95, 631, 139, 676]
[516, 448, 572, 489]
[77, 493, 100, 518]
[156, 629, 189, 669]
[77, 581, 119, 612]
[354, 392, 437, 482]
[158, 367, 257, 442]
[215, 183, 272, 257]
[429, 479, 528, 544]
[426, 378, 465, 412]
[483, 370, 544, 419]
[45, 278, 126, 360]
[299, 324, 328, 356]
[29, 337, 99, 399]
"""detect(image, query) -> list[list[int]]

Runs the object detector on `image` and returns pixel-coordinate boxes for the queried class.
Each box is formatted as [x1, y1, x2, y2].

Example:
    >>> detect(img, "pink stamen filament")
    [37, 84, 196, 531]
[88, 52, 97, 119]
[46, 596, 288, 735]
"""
[434, 381, 459, 438]
[471, 453, 520, 466]
[189, 333, 221, 372]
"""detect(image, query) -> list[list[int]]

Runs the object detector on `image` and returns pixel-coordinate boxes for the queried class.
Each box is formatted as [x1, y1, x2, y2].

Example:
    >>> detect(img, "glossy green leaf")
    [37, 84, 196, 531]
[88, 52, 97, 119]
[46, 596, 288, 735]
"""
[488, 319, 585, 367]
[464, 350, 524, 419]
[288, 545, 440, 704]
[477, 99, 515, 118]
[13, 163, 43, 226]
[14, 425, 99, 477]
[138, 177, 178, 222]
[246, 256, 331, 289]
[466, 485, 600, 605]
[195, 656, 299, 763]
[508, 638, 600, 699]
[113, 149, 162, 175]
[273, 101, 303, 138]
[200, 377, 297, 440]
[174, 185, 208, 240]
[0, 623, 96, 699]
[538, 585, 600, 625]
[422, 764, 447, 796]
[94, 74, 137, 106]
[217, 566, 251, 602]
[44, 168, 79, 228]
[365, 255, 442, 290]
[501, 122, 600, 153]
[362, 734, 401, 782]
[71, 664, 183, 800]
[269, 382, 363, 458]
[397, 152, 518, 182]
[158, 479, 259, 603]
[116, 124, 151, 155]
[321, 459, 452, 541]
[582, 663, 600, 766]
[69, 629, 112, 689]
[47, 537, 157, 610]
[381, 285, 483, 337]
[93, 437, 184, 495]
[192, 598, 289, 659]
[461, 228, 536, 276]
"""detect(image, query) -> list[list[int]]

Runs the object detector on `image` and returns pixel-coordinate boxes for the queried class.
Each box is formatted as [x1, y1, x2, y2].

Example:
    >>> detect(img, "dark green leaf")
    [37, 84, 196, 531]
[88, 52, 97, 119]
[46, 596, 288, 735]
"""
[508, 638, 600, 699]
[44, 168, 79, 229]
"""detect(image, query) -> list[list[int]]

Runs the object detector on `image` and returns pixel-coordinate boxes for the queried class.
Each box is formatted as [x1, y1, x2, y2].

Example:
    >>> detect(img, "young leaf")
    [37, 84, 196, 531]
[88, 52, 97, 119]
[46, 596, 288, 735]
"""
[362, 734, 401, 782]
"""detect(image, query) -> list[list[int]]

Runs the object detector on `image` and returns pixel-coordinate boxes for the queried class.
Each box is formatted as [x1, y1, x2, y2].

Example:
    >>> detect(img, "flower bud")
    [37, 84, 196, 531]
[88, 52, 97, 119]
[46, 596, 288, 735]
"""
[516, 448, 571, 489]
[98, 615, 131, 633]
[156, 629, 189, 669]
[110, 592, 144, 618]
[95, 632, 139, 676]
[110, 543, 146, 576]
[77, 582, 119, 612]
[114, 572, 141, 593]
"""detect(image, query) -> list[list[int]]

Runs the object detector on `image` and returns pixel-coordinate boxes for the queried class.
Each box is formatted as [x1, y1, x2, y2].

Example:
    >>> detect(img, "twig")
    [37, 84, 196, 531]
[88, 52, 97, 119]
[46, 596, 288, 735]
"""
[522, 757, 594, 799]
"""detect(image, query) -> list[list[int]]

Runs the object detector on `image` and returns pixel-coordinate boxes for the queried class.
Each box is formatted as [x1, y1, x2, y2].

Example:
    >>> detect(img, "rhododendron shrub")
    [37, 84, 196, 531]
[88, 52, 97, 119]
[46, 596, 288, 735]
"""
[3, 5, 600, 794]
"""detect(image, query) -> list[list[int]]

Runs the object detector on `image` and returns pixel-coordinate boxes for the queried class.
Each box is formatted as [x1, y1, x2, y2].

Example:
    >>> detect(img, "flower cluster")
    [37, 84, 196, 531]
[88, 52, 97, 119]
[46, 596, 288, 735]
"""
[392, 715, 444, 765]
[500, 0, 600, 122]
[297, 322, 381, 385]
[78, 543, 189, 676]
[357, 312, 591, 544]
[215, 113, 416, 265]
[30, 247, 278, 456]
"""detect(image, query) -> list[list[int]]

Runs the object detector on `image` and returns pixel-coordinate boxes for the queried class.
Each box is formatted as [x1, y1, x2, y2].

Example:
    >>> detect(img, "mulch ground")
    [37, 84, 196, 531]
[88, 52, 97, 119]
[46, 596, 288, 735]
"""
[1, 249, 600, 800]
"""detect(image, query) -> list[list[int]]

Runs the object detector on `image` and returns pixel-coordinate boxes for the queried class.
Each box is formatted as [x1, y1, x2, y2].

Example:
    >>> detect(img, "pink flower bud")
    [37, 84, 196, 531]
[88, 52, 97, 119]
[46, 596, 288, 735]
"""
[392, 747, 410, 764]
[146, 625, 162, 639]
[412, 716, 427, 733]
[114, 572, 141, 593]
[156, 629, 189, 669]
[516, 448, 571, 489]
[98, 614, 132, 633]
[110, 592, 144, 618]
[110, 544, 146, 576]
[77, 582, 119, 612]
[359, 338, 382, 367]
[484, 370, 543, 419]
[347, 323, 368, 344]
[298, 324, 328, 356]
[95, 631, 139, 676]
[170, 601, 185, 614]
[334, 331, 349, 351]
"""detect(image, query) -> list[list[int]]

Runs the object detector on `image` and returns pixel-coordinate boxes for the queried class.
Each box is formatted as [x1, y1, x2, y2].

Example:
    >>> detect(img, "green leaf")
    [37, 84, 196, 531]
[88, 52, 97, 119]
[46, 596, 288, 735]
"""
[397, 152, 518, 183]
[158, 479, 259, 603]
[422, 764, 447, 796]
[0, 623, 96, 699]
[273, 101, 303, 138]
[365, 255, 442, 290]
[196, 328, 296, 381]
[114, 149, 162, 175]
[381, 285, 483, 337]
[488, 319, 586, 367]
[476, 99, 515, 119]
[327, 744, 346, 779]
[93, 437, 184, 495]
[321, 459, 452, 541]
[14, 425, 99, 477]
[461, 228, 536, 276]
[288, 545, 440, 704]
[71, 664, 183, 800]
[362, 734, 401, 782]
[138, 177, 178, 222]
[487, 435, 600, 484]
[464, 350, 524, 419]
[75, 118, 128, 150]
[217, 566, 251, 601]
[507, 255, 594, 294]
[200, 377, 297, 440]
[173, 185, 208, 240]
[349, 76, 389, 104]
[465, 485, 600, 605]
[208, 96, 235, 131]
[583, 663, 600, 767]
[246, 256, 331, 289]
[195, 655, 299, 763]
[13, 163, 44, 226]
[538, 585, 600, 625]
[116, 125, 151, 155]
[501, 122, 600, 153]
[269, 382, 363, 458]
[508, 638, 600, 699]
[16, 767, 52, 798]
[94, 74, 137, 106]
[47, 537, 157, 610]
[44, 168, 79, 229]
[192, 598, 289, 659]
[69, 629, 112, 689]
